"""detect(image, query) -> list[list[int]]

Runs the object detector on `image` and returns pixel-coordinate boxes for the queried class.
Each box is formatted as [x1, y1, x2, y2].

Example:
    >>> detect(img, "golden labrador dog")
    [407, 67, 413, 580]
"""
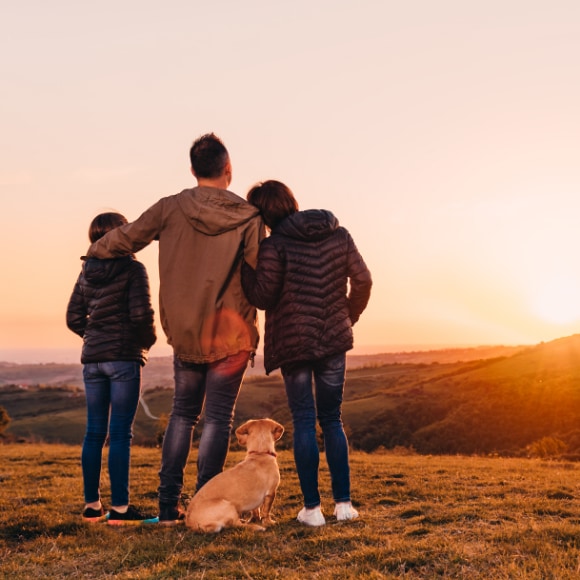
[185, 418, 284, 533]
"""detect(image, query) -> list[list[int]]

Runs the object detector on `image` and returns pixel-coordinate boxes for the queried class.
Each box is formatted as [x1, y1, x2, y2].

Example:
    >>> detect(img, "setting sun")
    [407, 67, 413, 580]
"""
[528, 277, 580, 326]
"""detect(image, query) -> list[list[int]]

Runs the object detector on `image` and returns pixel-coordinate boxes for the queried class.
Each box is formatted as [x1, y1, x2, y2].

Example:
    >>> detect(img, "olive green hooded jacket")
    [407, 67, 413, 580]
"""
[88, 186, 263, 363]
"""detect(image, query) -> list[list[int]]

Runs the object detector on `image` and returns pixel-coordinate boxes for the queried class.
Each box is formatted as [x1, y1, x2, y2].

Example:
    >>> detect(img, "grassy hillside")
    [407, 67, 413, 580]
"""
[2, 336, 580, 456]
[2, 444, 580, 578]
[356, 335, 580, 456]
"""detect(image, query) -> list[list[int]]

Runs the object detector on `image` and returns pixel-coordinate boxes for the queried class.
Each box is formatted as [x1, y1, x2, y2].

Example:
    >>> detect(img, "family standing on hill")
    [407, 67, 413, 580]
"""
[66, 133, 372, 527]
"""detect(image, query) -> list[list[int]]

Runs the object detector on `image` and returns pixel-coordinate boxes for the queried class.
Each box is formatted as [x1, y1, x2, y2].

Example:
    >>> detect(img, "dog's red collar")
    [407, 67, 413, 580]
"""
[248, 450, 277, 458]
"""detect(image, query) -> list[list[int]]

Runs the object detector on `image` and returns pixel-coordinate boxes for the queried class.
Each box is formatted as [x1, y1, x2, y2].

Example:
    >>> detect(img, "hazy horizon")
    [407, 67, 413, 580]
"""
[0, 341, 533, 365]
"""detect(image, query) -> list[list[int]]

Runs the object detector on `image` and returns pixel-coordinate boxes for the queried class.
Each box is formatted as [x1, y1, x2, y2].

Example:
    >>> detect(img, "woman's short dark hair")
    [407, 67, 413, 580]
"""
[189, 133, 229, 178]
[89, 212, 128, 243]
[246, 180, 299, 229]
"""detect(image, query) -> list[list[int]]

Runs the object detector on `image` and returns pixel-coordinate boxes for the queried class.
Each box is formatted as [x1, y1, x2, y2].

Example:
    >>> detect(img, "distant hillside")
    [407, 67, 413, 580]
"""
[3, 338, 580, 456]
[0, 344, 525, 390]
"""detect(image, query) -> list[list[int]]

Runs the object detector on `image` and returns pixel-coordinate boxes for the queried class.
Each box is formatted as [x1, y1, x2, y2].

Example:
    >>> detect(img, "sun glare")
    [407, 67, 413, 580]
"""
[528, 278, 580, 325]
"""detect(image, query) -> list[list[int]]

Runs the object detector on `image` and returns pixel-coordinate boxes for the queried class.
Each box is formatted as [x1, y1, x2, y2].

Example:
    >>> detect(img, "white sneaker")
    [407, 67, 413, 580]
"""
[333, 502, 359, 521]
[297, 506, 326, 527]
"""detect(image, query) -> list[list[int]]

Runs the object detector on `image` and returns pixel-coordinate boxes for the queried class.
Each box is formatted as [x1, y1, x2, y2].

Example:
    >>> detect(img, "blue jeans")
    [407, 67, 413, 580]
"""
[158, 351, 250, 506]
[82, 361, 141, 507]
[282, 353, 351, 509]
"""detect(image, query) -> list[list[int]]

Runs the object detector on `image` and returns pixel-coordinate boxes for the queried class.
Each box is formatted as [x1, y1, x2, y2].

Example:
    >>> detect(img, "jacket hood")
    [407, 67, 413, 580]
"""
[177, 186, 260, 236]
[81, 256, 133, 286]
[274, 209, 339, 241]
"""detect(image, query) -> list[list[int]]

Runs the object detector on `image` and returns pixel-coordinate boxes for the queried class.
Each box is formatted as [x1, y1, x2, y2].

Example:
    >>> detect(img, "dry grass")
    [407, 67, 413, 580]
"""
[2, 444, 580, 578]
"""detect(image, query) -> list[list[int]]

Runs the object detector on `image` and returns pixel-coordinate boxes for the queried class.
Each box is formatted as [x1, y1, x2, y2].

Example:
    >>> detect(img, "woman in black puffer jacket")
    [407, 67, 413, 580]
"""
[242, 180, 372, 528]
[66, 212, 157, 525]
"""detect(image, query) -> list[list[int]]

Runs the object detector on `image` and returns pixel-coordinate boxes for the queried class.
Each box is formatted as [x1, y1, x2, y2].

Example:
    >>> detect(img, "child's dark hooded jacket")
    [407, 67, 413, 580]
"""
[66, 255, 156, 365]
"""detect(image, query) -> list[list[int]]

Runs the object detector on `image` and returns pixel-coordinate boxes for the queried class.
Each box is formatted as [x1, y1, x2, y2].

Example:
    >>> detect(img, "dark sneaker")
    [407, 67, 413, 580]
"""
[159, 504, 186, 527]
[107, 505, 159, 526]
[82, 506, 109, 523]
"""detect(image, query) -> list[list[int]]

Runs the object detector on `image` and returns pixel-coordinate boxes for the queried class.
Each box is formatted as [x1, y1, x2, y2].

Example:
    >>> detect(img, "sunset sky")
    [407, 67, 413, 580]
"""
[2, 1, 580, 363]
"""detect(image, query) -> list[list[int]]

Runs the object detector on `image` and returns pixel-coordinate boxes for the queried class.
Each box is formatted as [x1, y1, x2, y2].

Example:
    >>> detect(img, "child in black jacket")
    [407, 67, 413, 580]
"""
[67, 212, 157, 525]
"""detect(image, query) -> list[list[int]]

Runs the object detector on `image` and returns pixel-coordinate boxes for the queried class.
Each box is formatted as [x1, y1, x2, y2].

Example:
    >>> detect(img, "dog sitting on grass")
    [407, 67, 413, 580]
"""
[185, 418, 284, 533]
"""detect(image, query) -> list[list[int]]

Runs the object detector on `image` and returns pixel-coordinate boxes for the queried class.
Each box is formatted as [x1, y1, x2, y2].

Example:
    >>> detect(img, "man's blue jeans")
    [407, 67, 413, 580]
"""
[282, 353, 351, 509]
[158, 351, 250, 507]
[82, 361, 141, 507]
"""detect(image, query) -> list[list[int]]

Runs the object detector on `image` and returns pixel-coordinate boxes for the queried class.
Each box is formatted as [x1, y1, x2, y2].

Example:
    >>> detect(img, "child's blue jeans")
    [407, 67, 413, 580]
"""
[82, 361, 141, 507]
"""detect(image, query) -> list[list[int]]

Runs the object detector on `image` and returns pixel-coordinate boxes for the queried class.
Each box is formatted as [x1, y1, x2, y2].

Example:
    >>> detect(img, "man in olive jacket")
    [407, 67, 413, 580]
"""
[87, 134, 263, 525]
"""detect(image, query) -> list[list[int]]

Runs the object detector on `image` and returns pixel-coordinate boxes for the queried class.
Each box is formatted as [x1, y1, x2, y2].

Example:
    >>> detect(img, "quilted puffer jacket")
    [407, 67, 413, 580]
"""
[66, 256, 156, 365]
[242, 209, 372, 374]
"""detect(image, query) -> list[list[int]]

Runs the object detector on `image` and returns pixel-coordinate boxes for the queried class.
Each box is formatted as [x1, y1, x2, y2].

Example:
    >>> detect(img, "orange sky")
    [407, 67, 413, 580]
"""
[2, 1, 580, 362]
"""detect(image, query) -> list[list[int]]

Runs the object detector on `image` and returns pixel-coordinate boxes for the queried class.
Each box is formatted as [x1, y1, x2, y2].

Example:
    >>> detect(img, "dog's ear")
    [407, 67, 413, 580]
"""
[235, 422, 251, 446]
[271, 421, 284, 441]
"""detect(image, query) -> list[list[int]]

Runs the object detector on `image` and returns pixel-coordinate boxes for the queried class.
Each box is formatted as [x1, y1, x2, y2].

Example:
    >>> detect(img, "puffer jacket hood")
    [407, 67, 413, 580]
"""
[177, 187, 260, 236]
[275, 209, 338, 241]
[82, 256, 133, 286]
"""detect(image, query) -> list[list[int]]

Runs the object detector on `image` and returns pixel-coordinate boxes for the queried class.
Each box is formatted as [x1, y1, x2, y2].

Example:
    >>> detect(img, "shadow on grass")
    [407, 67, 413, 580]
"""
[1, 518, 83, 546]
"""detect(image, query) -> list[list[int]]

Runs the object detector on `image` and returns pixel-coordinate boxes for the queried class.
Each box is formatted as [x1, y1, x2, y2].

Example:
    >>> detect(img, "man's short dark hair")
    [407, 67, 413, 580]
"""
[189, 133, 229, 178]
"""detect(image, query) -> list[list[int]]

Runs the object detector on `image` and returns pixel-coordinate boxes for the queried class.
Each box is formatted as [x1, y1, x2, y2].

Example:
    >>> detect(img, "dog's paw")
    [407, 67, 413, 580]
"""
[241, 509, 263, 525]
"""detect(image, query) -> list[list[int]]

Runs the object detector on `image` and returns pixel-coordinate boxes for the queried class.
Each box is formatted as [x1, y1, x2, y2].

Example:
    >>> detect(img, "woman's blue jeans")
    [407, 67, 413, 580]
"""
[82, 361, 141, 507]
[158, 351, 249, 506]
[282, 352, 351, 509]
